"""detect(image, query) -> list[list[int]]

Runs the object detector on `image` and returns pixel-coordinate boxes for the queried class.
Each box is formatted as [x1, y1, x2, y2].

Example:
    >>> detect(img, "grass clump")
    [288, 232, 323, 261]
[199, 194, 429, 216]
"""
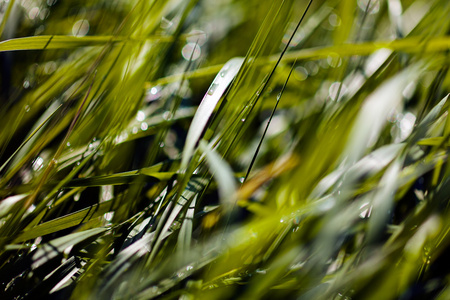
[0, 0, 449, 299]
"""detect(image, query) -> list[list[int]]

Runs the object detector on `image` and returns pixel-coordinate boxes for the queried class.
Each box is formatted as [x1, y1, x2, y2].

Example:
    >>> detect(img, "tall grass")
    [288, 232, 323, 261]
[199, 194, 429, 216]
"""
[0, 0, 449, 299]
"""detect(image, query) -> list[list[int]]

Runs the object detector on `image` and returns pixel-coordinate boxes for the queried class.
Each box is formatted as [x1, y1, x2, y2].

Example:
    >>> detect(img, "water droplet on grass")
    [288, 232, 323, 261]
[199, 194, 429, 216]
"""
[328, 13, 341, 27]
[328, 82, 348, 101]
[147, 86, 161, 101]
[305, 61, 319, 76]
[207, 83, 218, 95]
[160, 17, 173, 29]
[136, 110, 145, 121]
[141, 122, 148, 131]
[104, 212, 114, 221]
[358, 0, 380, 14]
[181, 43, 201, 61]
[32, 157, 44, 171]
[163, 111, 173, 120]
[327, 54, 342, 68]
[294, 66, 308, 81]
[72, 19, 89, 37]
[28, 7, 40, 20]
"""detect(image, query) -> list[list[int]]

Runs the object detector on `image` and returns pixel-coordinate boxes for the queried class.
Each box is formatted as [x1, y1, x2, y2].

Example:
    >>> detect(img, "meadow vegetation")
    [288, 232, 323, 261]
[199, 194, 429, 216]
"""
[0, 0, 449, 299]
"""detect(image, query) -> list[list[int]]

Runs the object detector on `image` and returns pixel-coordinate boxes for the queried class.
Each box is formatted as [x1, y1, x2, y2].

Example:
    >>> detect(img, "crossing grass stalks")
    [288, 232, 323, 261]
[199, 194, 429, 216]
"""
[0, 0, 449, 299]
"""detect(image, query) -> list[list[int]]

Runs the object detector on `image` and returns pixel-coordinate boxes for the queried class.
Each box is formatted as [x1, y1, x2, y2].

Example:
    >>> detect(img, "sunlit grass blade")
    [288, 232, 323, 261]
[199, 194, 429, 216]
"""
[0, 104, 62, 175]
[63, 170, 174, 187]
[0, 35, 174, 52]
[180, 57, 244, 171]
[14, 199, 117, 243]
[31, 227, 109, 269]
[1, 0, 449, 299]
[342, 64, 420, 165]
[200, 141, 236, 211]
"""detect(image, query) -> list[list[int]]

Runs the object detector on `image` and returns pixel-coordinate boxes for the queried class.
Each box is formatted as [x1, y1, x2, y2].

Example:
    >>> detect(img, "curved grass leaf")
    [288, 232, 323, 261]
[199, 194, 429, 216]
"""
[180, 57, 244, 171]
[343, 65, 420, 165]
[200, 141, 236, 211]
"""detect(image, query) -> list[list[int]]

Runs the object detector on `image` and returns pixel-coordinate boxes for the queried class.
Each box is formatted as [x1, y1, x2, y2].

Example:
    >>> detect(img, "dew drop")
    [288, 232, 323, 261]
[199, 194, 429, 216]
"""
[72, 19, 90, 37]
[328, 82, 348, 101]
[28, 204, 36, 213]
[207, 83, 218, 95]
[294, 66, 308, 81]
[43, 61, 57, 74]
[327, 54, 342, 68]
[104, 212, 114, 221]
[305, 61, 319, 76]
[136, 110, 146, 121]
[328, 13, 341, 27]
[39, 8, 50, 20]
[160, 17, 173, 29]
[28, 7, 40, 20]
[176, 271, 185, 278]
[147, 86, 161, 101]
[149, 87, 157, 95]
[32, 157, 44, 171]
[141, 122, 148, 131]
[181, 43, 201, 61]
[163, 111, 173, 120]
[358, 0, 380, 14]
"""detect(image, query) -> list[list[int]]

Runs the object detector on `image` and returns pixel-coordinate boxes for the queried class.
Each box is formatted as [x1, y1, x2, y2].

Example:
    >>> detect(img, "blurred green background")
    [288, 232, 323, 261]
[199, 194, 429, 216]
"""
[0, 0, 449, 299]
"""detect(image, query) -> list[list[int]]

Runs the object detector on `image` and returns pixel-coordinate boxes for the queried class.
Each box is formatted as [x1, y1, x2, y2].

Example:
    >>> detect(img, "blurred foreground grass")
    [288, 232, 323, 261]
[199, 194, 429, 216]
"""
[0, 0, 449, 299]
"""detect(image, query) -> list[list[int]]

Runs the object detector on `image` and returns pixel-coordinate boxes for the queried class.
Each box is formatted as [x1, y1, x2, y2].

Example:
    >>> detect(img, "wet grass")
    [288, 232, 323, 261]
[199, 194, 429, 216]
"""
[0, 0, 449, 299]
